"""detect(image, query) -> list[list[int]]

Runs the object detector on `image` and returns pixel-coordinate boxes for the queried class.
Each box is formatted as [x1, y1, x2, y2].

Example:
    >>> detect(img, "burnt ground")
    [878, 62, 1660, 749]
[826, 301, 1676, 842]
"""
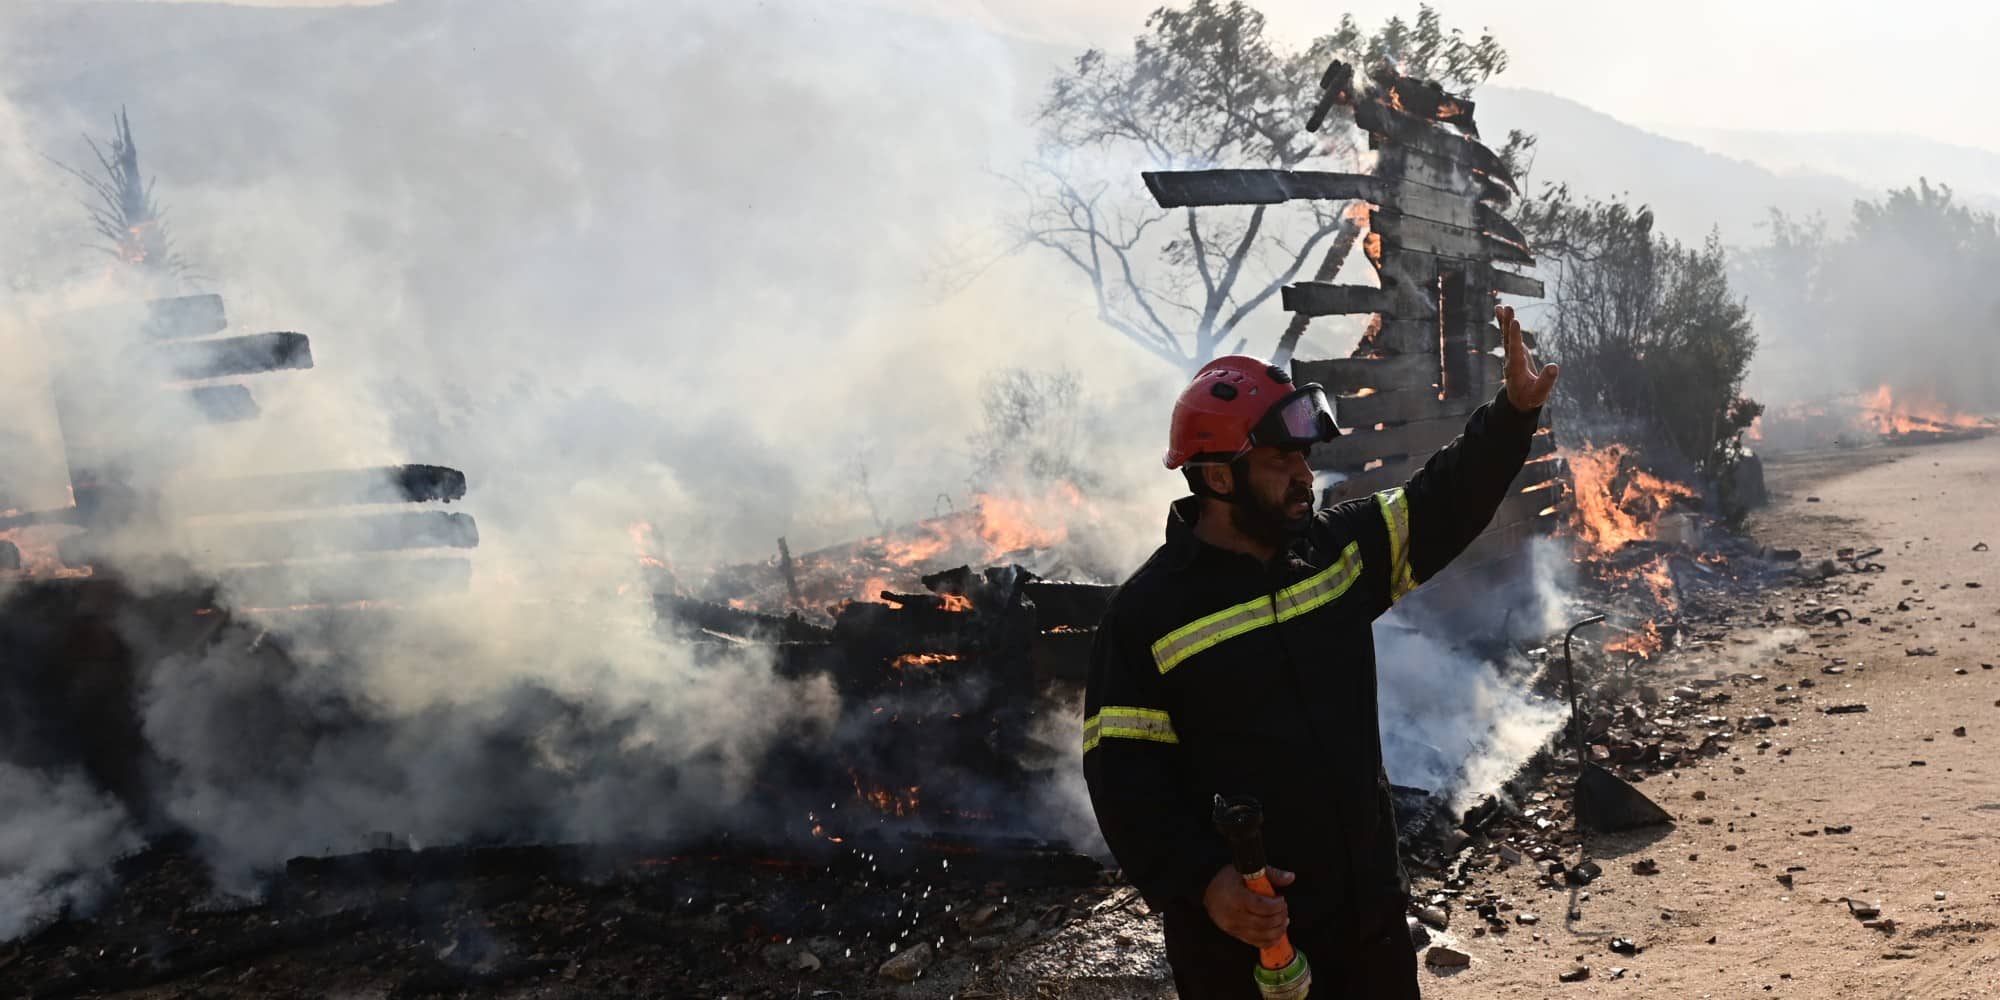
[4, 435, 1992, 999]
[1423, 434, 2000, 998]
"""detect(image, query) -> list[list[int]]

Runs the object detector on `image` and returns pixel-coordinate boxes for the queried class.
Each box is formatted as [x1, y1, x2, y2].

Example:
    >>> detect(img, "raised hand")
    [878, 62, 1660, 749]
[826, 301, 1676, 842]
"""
[1498, 304, 1559, 411]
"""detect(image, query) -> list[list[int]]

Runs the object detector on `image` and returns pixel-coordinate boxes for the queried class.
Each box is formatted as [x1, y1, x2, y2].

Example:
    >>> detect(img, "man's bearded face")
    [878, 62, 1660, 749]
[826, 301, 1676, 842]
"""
[1225, 445, 1316, 547]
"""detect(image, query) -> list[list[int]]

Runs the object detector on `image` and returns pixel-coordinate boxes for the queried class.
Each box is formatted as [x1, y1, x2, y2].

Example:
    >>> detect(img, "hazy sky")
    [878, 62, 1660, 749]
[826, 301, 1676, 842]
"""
[926, 0, 2000, 156]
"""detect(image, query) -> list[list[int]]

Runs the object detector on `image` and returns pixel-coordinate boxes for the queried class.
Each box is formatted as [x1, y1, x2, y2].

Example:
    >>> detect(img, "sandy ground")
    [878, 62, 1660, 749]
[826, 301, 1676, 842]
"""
[1422, 434, 2000, 999]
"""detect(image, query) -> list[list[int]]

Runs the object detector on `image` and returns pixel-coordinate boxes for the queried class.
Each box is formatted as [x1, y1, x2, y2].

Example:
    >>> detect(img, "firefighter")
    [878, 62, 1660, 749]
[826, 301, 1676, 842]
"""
[1083, 305, 1558, 998]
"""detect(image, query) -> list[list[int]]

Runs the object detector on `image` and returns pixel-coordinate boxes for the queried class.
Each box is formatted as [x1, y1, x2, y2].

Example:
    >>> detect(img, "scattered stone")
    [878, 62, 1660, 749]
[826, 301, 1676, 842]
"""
[1418, 905, 1451, 931]
[1630, 859, 1659, 876]
[1746, 714, 1777, 729]
[877, 942, 933, 983]
[1911, 760, 1928, 767]
[1954, 726, 1967, 737]
[1517, 913, 1540, 926]
[1863, 918, 1898, 932]
[795, 951, 822, 972]
[1976, 542, 1990, 552]
[1846, 900, 1881, 920]
[1407, 916, 1431, 950]
[1935, 892, 1947, 901]
[1957, 668, 1971, 675]
[1823, 704, 1869, 715]
[1693, 790, 1707, 801]
[1907, 646, 1939, 657]
[1824, 825, 1853, 835]
[1425, 945, 1471, 969]
[1777, 873, 1793, 889]
[1560, 964, 1591, 982]
[1566, 861, 1602, 886]
[1497, 845, 1523, 866]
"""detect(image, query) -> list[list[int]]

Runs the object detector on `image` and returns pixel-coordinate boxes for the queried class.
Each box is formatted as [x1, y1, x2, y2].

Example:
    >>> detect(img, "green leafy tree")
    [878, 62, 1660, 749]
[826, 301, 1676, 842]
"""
[1519, 186, 1759, 470]
[1011, 1, 1512, 370]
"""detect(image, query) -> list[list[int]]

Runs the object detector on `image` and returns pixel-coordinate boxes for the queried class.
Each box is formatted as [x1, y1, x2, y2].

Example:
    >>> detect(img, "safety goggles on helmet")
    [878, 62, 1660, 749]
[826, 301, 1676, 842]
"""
[1185, 384, 1340, 465]
[1251, 384, 1340, 451]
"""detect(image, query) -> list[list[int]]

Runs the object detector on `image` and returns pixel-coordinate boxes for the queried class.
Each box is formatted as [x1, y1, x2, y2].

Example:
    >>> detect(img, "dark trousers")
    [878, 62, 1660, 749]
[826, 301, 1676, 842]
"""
[1164, 909, 1419, 1000]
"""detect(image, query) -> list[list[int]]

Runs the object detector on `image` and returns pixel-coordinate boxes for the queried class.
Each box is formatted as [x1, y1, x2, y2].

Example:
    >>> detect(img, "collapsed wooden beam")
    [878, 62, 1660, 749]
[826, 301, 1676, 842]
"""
[1372, 213, 1534, 266]
[1281, 283, 1396, 317]
[1487, 267, 1545, 299]
[1139, 169, 1383, 209]
[184, 384, 260, 423]
[57, 511, 480, 568]
[162, 332, 313, 380]
[141, 294, 229, 340]
[218, 555, 471, 607]
[76, 464, 469, 518]
[49, 293, 229, 341]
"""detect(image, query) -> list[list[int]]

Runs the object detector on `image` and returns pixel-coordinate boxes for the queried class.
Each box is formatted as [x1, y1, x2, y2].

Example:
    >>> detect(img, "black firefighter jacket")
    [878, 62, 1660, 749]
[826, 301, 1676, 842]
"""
[1082, 389, 1541, 949]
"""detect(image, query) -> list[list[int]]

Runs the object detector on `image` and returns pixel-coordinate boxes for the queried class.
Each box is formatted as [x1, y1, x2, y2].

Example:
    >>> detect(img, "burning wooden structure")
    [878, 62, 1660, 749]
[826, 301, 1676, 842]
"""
[1, 293, 478, 605]
[1141, 62, 1566, 570]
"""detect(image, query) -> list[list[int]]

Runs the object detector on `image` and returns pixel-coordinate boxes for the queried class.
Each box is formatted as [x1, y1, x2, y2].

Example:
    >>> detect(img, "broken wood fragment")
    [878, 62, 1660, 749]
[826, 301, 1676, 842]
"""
[1139, 169, 1382, 209]
[161, 331, 313, 380]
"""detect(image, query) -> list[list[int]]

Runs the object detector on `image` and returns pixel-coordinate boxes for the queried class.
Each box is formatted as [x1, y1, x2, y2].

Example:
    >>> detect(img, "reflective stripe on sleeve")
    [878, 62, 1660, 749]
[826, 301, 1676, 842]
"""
[1148, 542, 1364, 674]
[1083, 706, 1179, 753]
[1377, 487, 1418, 603]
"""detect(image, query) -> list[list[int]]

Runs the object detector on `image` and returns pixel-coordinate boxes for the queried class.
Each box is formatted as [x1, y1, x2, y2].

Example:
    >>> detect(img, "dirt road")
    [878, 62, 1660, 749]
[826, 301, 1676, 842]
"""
[1424, 434, 2000, 999]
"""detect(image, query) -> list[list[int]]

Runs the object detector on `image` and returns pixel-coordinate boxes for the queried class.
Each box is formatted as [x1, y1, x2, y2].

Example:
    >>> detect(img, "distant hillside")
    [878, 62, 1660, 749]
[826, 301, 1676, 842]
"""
[1475, 87, 1868, 243]
[1650, 124, 2000, 212]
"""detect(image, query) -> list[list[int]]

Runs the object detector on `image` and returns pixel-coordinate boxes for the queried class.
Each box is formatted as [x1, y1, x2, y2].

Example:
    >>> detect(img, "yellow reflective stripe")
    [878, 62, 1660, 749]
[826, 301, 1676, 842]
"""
[1149, 543, 1364, 674]
[1150, 594, 1272, 674]
[1082, 706, 1179, 753]
[1377, 487, 1418, 603]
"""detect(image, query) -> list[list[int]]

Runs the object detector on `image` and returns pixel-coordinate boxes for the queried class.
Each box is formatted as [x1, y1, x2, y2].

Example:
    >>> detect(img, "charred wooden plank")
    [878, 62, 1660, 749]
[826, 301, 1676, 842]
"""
[57, 511, 480, 568]
[1315, 406, 1551, 469]
[655, 593, 833, 643]
[163, 332, 313, 380]
[1369, 66, 1479, 136]
[1281, 283, 1397, 318]
[1295, 354, 1501, 394]
[219, 555, 471, 606]
[1477, 203, 1532, 252]
[1331, 387, 1477, 427]
[141, 293, 229, 340]
[1512, 455, 1569, 491]
[1318, 455, 1423, 502]
[136, 464, 470, 516]
[1493, 481, 1565, 523]
[1353, 99, 1517, 192]
[1020, 580, 1117, 629]
[1311, 414, 1470, 468]
[184, 384, 259, 422]
[1363, 318, 1441, 355]
[49, 293, 228, 341]
[1384, 182, 1477, 230]
[1373, 213, 1534, 265]
[1141, 169, 1383, 208]
[1487, 267, 1545, 299]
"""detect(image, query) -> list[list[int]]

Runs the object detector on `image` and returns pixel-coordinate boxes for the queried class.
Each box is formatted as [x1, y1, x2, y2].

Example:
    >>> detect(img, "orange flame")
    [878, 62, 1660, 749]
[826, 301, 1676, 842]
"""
[1562, 444, 1696, 556]
[1860, 385, 1989, 436]
[889, 652, 963, 669]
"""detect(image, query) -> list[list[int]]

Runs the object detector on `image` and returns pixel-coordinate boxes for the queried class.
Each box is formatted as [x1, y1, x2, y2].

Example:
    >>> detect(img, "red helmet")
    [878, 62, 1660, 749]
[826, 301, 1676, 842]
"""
[1164, 355, 1341, 469]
